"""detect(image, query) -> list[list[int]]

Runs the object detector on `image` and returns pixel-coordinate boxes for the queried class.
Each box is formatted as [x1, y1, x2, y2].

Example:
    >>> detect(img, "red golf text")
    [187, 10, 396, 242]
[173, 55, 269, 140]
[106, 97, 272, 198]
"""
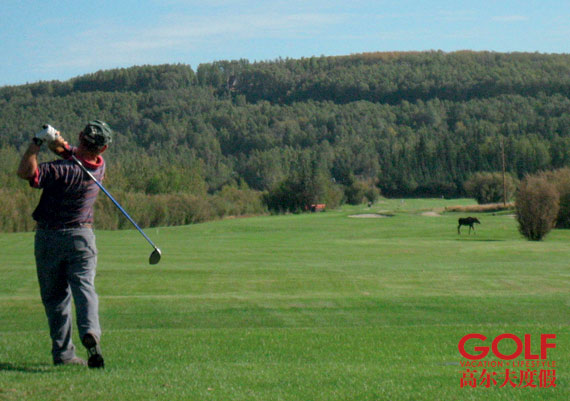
[458, 333, 557, 389]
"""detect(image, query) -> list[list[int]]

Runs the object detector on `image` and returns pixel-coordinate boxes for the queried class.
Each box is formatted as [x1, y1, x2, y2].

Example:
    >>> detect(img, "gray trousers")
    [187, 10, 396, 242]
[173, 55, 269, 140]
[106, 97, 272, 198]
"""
[35, 228, 101, 362]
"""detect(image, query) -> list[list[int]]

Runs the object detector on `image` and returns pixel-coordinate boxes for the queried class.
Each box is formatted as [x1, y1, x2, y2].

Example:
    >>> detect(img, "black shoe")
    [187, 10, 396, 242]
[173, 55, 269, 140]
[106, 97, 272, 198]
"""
[82, 333, 104, 369]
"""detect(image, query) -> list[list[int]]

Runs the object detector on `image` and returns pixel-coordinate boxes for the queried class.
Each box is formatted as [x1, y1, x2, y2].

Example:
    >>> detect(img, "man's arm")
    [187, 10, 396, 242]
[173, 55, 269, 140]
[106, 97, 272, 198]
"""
[17, 142, 41, 180]
[48, 135, 71, 159]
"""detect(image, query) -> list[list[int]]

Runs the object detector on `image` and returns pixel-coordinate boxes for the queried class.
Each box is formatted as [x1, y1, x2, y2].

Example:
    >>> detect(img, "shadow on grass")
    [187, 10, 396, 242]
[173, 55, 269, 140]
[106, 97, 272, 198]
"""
[455, 238, 505, 242]
[0, 362, 51, 374]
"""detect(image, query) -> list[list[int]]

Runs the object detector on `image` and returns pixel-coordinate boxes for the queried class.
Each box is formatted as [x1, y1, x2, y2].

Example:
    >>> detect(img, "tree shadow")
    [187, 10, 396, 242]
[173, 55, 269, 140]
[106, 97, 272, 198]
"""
[0, 362, 51, 374]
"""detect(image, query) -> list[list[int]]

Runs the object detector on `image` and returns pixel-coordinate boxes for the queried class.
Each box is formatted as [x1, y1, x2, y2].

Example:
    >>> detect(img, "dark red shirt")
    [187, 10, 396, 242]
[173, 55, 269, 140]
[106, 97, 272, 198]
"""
[30, 148, 105, 227]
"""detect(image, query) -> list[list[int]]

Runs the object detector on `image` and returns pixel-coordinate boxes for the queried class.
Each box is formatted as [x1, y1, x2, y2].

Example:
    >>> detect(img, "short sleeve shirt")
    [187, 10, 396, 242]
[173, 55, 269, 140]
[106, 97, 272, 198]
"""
[30, 149, 105, 227]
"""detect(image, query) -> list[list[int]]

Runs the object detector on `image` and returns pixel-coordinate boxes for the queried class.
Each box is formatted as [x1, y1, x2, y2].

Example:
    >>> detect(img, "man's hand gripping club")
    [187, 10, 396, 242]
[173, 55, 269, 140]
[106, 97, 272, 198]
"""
[18, 124, 69, 180]
[34, 124, 69, 157]
[33, 124, 58, 146]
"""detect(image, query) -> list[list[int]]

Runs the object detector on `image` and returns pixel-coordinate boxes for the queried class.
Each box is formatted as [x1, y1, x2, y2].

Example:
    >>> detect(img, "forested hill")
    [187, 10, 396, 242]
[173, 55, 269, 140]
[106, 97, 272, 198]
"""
[1, 51, 569, 198]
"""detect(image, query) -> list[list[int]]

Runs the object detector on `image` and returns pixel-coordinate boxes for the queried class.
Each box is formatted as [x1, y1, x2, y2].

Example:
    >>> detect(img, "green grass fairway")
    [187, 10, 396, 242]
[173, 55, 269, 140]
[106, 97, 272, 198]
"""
[1, 199, 568, 400]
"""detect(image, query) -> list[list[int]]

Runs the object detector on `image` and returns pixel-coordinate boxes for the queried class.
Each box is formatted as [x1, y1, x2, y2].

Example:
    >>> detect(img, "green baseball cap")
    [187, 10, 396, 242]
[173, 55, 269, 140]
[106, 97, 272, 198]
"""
[83, 120, 112, 146]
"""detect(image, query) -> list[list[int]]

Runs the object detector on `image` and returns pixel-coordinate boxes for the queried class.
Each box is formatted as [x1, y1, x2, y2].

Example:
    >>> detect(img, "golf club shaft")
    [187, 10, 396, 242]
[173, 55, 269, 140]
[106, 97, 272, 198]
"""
[71, 155, 159, 250]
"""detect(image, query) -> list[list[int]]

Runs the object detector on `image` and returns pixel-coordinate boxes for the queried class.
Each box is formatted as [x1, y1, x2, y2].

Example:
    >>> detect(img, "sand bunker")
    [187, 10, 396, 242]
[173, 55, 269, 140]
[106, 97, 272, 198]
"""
[421, 211, 441, 217]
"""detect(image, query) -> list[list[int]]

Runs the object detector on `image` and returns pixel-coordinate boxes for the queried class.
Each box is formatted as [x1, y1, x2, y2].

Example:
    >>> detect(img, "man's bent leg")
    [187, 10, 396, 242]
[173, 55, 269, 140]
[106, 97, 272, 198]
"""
[35, 230, 76, 362]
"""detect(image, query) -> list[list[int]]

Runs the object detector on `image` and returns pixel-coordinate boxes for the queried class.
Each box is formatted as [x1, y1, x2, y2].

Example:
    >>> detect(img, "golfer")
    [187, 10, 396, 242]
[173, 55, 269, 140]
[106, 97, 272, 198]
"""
[17, 121, 112, 368]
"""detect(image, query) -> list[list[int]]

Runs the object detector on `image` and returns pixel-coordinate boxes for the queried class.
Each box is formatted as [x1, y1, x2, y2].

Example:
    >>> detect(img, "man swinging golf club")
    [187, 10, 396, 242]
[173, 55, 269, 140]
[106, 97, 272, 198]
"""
[17, 121, 112, 368]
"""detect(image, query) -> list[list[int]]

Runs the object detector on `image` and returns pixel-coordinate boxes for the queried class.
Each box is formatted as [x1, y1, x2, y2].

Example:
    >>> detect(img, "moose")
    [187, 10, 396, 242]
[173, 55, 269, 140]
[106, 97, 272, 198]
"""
[457, 217, 481, 235]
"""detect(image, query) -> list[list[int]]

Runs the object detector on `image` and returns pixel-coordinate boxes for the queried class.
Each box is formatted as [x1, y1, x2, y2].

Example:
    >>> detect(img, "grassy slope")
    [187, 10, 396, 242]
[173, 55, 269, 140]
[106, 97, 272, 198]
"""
[0, 199, 568, 400]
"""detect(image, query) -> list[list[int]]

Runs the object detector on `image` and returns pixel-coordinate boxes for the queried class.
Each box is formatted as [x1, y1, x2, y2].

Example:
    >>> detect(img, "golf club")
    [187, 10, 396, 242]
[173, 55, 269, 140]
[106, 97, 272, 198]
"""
[71, 155, 162, 265]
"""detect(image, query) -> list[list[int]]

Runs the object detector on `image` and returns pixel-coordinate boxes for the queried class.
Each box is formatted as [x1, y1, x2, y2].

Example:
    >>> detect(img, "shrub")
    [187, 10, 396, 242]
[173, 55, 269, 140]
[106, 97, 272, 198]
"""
[264, 177, 313, 213]
[324, 184, 345, 210]
[364, 186, 381, 204]
[264, 167, 342, 213]
[212, 185, 266, 217]
[93, 195, 120, 230]
[515, 175, 559, 241]
[345, 179, 380, 205]
[1, 185, 264, 233]
[540, 167, 570, 228]
[445, 203, 514, 213]
[0, 189, 39, 232]
[464, 172, 518, 204]
[345, 181, 368, 205]
[94, 189, 265, 230]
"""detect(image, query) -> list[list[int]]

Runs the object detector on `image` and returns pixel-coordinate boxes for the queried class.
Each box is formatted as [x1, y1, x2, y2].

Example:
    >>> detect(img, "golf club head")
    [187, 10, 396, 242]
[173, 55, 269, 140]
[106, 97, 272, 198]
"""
[149, 248, 162, 265]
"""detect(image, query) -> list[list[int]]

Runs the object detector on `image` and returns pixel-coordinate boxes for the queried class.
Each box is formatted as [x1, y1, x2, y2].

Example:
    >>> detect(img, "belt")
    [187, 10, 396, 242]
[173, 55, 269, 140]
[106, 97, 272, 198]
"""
[36, 222, 93, 230]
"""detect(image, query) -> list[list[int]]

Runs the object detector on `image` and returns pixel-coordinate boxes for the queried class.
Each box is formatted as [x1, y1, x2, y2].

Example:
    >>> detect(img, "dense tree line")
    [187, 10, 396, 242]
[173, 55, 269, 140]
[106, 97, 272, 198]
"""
[1, 51, 569, 230]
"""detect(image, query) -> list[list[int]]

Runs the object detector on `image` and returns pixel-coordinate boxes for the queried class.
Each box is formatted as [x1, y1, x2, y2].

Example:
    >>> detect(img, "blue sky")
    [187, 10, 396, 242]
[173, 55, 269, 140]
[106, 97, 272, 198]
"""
[1, 0, 568, 86]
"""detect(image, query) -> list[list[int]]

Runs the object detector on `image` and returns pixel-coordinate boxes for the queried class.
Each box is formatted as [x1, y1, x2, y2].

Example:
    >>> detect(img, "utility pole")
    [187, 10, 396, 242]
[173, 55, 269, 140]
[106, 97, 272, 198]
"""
[501, 137, 507, 207]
